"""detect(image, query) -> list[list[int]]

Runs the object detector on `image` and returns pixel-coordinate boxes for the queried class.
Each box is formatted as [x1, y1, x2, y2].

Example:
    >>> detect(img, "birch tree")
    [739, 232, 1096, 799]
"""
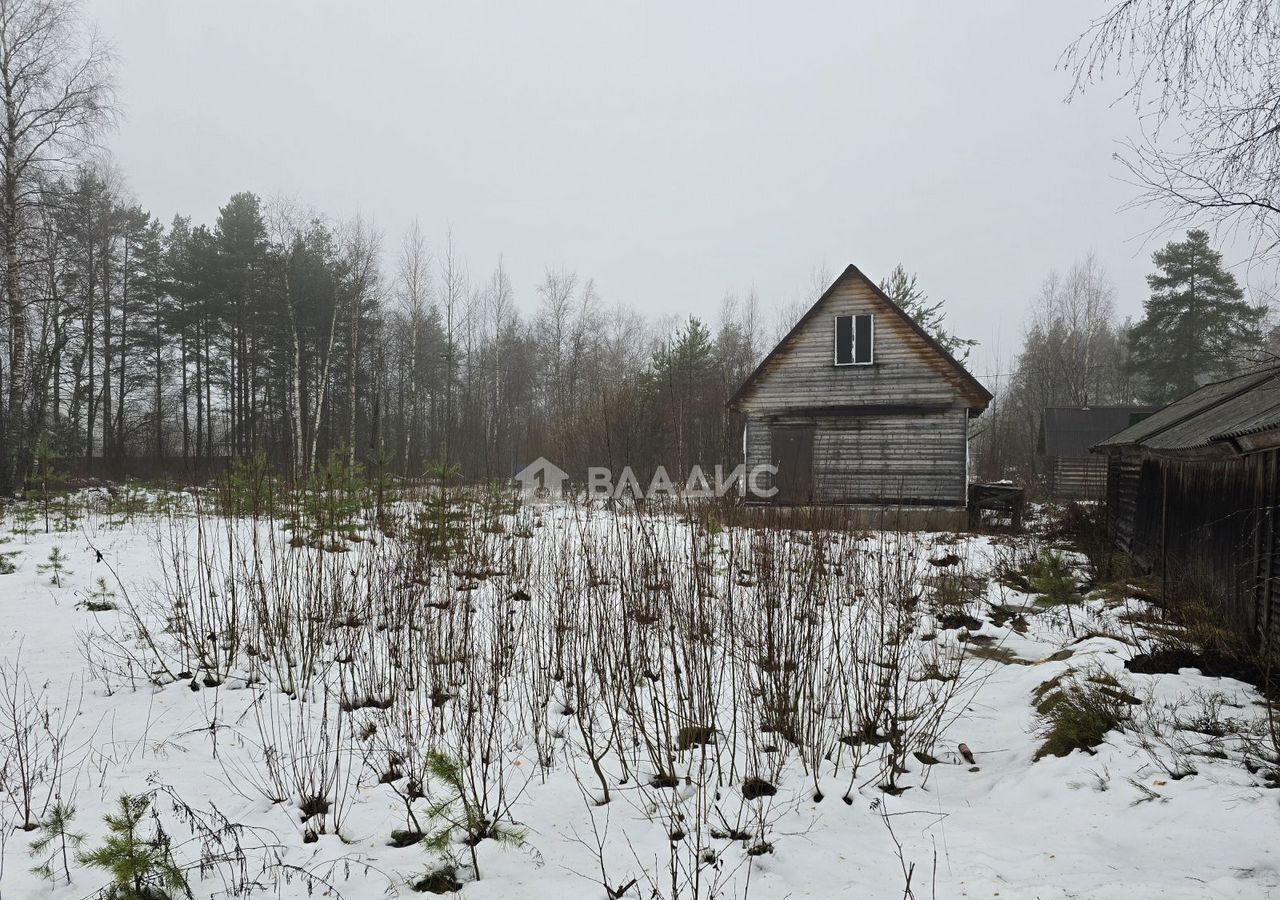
[0, 0, 112, 490]
[339, 214, 381, 465]
[397, 221, 429, 472]
[1067, 1, 1280, 258]
[437, 232, 467, 468]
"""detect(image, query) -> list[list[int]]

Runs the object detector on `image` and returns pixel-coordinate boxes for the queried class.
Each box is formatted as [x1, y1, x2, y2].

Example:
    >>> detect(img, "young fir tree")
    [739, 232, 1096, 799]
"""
[1128, 229, 1264, 402]
[878, 264, 977, 362]
[31, 436, 60, 534]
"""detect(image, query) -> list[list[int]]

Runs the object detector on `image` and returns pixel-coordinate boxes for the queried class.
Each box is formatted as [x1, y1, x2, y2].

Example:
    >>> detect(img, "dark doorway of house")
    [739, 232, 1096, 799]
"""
[771, 425, 814, 504]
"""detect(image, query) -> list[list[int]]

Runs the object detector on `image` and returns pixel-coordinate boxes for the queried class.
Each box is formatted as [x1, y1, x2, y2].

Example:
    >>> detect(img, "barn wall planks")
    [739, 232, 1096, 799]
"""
[1103, 446, 1280, 655]
[1051, 456, 1108, 500]
[745, 410, 969, 506]
[1105, 449, 1142, 551]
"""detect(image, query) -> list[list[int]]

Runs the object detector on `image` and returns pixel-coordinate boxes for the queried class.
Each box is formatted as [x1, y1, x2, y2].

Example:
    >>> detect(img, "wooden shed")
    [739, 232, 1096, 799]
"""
[1095, 365, 1280, 654]
[727, 264, 992, 510]
[1038, 406, 1155, 499]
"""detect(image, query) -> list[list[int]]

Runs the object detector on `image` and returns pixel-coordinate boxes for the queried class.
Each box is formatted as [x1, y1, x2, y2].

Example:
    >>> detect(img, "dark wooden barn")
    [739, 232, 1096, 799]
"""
[727, 264, 992, 515]
[1039, 406, 1154, 499]
[1094, 365, 1280, 654]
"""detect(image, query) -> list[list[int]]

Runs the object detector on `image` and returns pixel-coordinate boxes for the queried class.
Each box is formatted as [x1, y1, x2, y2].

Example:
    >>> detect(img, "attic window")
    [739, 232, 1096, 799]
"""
[835, 314, 873, 366]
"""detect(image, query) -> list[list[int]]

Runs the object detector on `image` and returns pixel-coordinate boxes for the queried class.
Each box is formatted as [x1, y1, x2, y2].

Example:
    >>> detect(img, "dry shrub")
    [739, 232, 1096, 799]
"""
[1046, 502, 1135, 586]
[1161, 566, 1249, 665]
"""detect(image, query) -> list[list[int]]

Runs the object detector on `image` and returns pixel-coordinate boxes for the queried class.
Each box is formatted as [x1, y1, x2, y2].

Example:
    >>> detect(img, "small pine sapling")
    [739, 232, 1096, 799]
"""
[56, 492, 79, 532]
[13, 501, 38, 535]
[81, 577, 119, 612]
[0, 535, 17, 574]
[77, 794, 188, 900]
[368, 443, 399, 533]
[221, 450, 277, 519]
[1029, 549, 1078, 606]
[411, 461, 467, 565]
[307, 448, 367, 548]
[38, 546, 72, 588]
[31, 437, 60, 534]
[421, 749, 526, 883]
[1030, 548, 1080, 635]
[29, 800, 84, 885]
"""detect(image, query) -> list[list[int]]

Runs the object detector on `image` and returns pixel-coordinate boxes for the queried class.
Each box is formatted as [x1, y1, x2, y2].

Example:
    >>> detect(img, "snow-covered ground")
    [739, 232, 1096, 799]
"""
[0, 493, 1277, 899]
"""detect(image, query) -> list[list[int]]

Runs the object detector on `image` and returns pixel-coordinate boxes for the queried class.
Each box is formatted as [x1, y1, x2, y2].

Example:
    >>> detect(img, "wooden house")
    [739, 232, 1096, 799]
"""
[727, 264, 992, 511]
[1094, 365, 1280, 654]
[1038, 406, 1155, 499]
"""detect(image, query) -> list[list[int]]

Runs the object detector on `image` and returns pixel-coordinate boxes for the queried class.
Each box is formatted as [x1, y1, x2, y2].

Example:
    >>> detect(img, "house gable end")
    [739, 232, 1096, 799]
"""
[729, 265, 991, 414]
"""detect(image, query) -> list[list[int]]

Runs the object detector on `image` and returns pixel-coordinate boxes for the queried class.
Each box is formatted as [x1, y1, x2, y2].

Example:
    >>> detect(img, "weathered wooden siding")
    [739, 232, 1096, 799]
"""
[1105, 447, 1280, 655]
[745, 417, 771, 480]
[1105, 450, 1142, 550]
[1050, 456, 1107, 500]
[746, 410, 968, 506]
[731, 266, 988, 510]
[1255, 450, 1279, 657]
[733, 275, 983, 414]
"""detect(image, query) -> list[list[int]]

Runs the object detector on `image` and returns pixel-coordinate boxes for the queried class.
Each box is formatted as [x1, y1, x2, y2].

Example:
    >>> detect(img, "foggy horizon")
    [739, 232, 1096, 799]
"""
[86, 0, 1246, 384]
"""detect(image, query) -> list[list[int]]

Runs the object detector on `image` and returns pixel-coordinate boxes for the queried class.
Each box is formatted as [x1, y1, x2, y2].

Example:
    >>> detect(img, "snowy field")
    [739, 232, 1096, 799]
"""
[0, 490, 1278, 899]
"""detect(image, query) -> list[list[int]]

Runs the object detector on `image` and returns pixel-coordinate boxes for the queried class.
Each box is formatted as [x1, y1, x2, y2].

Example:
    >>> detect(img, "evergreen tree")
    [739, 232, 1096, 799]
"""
[123, 211, 171, 459]
[647, 318, 717, 476]
[214, 193, 270, 460]
[29, 801, 85, 886]
[163, 217, 211, 461]
[878, 264, 977, 362]
[112, 206, 167, 463]
[77, 794, 187, 900]
[1128, 229, 1264, 402]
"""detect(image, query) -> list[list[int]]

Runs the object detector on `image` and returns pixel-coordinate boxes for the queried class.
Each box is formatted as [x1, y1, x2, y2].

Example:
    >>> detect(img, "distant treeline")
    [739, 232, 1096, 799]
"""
[1, 175, 776, 490]
[6, 167, 1273, 495]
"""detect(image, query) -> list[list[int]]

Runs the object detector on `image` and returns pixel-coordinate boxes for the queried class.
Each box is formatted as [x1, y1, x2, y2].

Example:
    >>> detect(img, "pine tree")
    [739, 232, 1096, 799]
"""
[420, 748, 526, 884]
[648, 318, 718, 475]
[29, 800, 85, 885]
[214, 193, 270, 461]
[1128, 229, 1264, 402]
[77, 794, 188, 900]
[118, 208, 168, 462]
[878, 264, 977, 362]
[37, 546, 71, 587]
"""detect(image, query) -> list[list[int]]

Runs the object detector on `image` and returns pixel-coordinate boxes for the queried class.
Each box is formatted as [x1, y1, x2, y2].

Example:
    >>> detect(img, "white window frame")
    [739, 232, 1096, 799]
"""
[833, 314, 874, 366]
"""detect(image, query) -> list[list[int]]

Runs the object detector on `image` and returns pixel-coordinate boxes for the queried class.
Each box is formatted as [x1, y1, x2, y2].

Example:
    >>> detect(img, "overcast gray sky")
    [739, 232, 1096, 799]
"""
[85, 0, 1244, 385]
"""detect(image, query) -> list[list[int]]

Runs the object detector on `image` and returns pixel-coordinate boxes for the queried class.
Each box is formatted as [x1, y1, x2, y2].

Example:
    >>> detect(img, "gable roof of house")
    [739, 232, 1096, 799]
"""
[726, 264, 993, 410]
[1039, 407, 1157, 458]
[1094, 363, 1280, 454]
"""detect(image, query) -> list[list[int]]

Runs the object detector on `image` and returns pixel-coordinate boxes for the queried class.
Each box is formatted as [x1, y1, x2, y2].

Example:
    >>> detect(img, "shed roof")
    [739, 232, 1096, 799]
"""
[1209, 383, 1280, 442]
[1094, 364, 1280, 454]
[1040, 407, 1156, 458]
